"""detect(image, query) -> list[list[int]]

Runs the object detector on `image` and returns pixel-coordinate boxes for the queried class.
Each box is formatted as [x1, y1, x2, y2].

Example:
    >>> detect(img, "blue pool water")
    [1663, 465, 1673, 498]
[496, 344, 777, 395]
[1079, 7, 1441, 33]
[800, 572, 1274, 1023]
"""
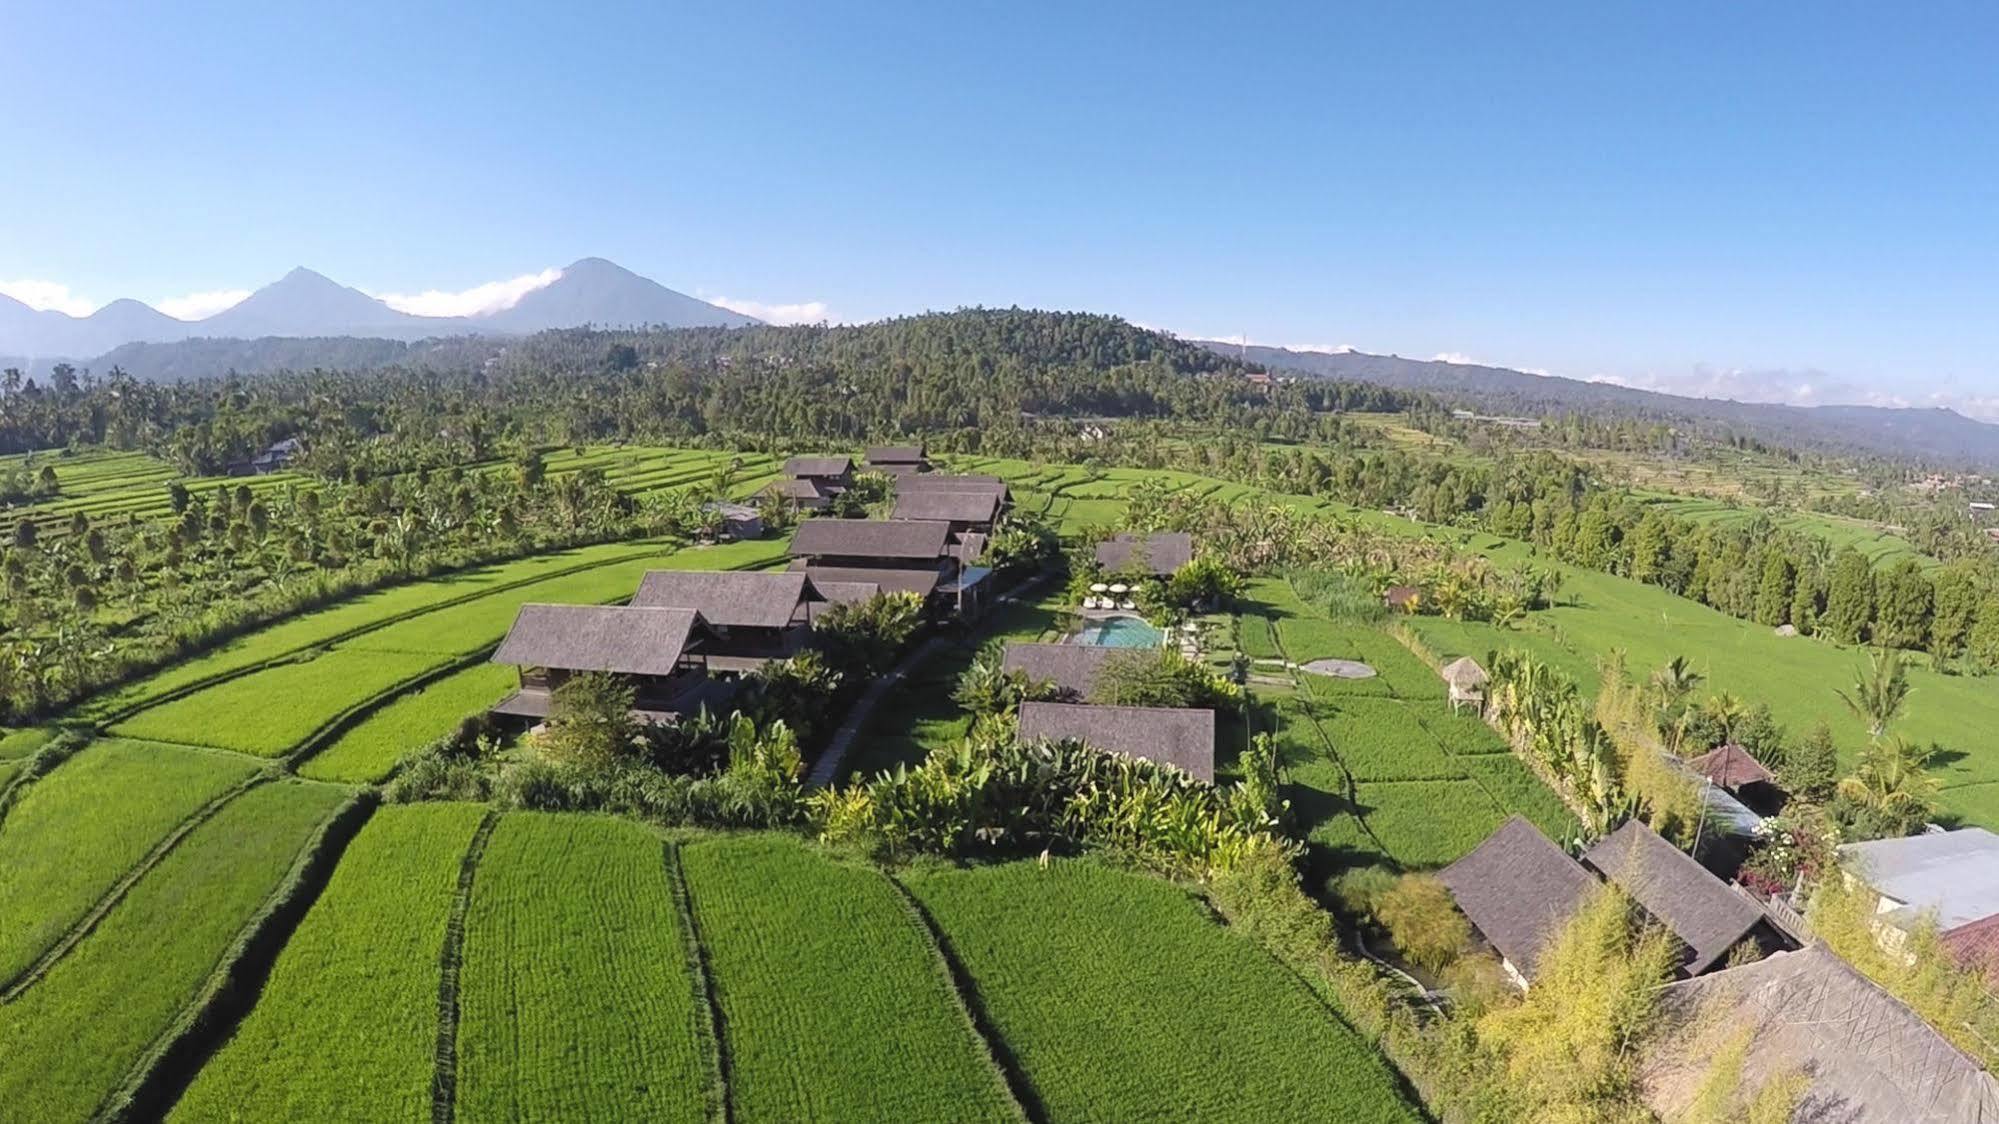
[1073, 616, 1164, 648]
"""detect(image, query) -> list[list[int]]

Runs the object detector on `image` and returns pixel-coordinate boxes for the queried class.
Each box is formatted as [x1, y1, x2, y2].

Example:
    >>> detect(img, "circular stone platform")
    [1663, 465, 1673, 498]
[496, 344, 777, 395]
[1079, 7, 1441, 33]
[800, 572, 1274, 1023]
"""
[1298, 658, 1378, 679]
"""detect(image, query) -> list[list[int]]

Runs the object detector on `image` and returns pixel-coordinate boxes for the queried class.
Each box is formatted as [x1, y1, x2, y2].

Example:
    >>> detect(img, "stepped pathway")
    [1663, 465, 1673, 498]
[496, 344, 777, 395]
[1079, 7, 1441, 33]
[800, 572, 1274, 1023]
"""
[806, 574, 1053, 788]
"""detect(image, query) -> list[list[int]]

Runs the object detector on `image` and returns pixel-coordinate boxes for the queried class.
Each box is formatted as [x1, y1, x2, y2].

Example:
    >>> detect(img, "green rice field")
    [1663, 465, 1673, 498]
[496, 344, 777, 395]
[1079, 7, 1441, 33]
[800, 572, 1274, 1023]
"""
[172, 803, 488, 1122]
[681, 835, 1020, 1123]
[0, 780, 347, 1121]
[458, 814, 710, 1123]
[298, 663, 518, 783]
[902, 859, 1420, 1123]
[0, 740, 260, 984]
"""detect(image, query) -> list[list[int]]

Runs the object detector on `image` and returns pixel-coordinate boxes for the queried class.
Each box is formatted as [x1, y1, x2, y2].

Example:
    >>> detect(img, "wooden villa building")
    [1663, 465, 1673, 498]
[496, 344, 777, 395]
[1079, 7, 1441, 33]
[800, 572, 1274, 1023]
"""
[889, 487, 1002, 535]
[770, 456, 856, 511]
[1017, 701, 1217, 781]
[1582, 820, 1790, 976]
[1687, 742, 1784, 814]
[1001, 642, 1118, 701]
[787, 517, 993, 617]
[864, 445, 930, 475]
[489, 603, 720, 724]
[1094, 531, 1193, 578]
[630, 570, 837, 673]
[1438, 816, 1596, 990]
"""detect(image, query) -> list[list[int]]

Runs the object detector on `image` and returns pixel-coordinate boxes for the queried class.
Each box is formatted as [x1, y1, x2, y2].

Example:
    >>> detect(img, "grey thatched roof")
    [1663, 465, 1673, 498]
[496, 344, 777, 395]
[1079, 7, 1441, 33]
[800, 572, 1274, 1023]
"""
[865, 445, 926, 465]
[1441, 656, 1488, 690]
[1687, 742, 1776, 789]
[1439, 816, 1595, 982]
[1643, 944, 1999, 1123]
[797, 564, 941, 599]
[1017, 701, 1216, 781]
[892, 489, 1001, 525]
[630, 570, 817, 629]
[492, 604, 705, 677]
[895, 473, 1008, 500]
[810, 579, 883, 605]
[789, 518, 953, 561]
[1002, 642, 1117, 698]
[783, 455, 853, 479]
[1583, 819, 1766, 975]
[1095, 532, 1193, 576]
[1841, 828, 1999, 931]
[768, 478, 827, 500]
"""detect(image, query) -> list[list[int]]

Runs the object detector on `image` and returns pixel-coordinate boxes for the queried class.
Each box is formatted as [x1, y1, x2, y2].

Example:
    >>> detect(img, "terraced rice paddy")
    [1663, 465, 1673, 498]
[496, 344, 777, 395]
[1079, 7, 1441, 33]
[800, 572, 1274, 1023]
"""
[0, 740, 260, 984]
[298, 663, 518, 782]
[458, 815, 709, 1123]
[681, 836, 1019, 1123]
[902, 860, 1420, 1123]
[109, 648, 442, 757]
[0, 780, 348, 1121]
[172, 803, 488, 1122]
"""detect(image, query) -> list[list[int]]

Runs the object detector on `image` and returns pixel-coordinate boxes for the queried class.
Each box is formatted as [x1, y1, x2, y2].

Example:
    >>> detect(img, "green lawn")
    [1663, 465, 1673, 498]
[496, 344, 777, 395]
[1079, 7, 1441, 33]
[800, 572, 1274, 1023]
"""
[0, 739, 259, 983]
[459, 814, 708, 1124]
[681, 835, 1018, 1123]
[902, 859, 1420, 1123]
[0, 780, 346, 1121]
[171, 803, 488, 1123]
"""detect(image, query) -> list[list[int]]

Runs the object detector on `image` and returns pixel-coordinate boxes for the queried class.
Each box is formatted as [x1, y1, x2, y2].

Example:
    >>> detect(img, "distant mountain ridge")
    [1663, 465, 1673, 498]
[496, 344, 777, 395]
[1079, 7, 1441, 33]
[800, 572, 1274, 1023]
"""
[1208, 342, 1999, 467]
[0, 257, 756, 357]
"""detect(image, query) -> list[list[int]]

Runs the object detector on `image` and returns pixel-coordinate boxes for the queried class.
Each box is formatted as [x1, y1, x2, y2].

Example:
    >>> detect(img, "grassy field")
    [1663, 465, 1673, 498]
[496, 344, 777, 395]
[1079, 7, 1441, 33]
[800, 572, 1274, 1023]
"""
[1402, 536, 1999, 827]
[459, 814, 709, 1123]
[171, 803, 488, 1122]
[0, 739, 260, 983]
[0, 780, 346, 1121]
[902, 859, 1420, 1123]
[681, 835, 1019, 1123]
[298, 663, 518, 783]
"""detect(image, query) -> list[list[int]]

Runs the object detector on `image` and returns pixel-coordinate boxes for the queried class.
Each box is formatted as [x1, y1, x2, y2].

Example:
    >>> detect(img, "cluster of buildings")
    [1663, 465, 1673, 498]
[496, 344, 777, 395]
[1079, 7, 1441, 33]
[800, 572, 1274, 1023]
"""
[1439, 800, 1999, 1121]
[486, 446, 1013, 725]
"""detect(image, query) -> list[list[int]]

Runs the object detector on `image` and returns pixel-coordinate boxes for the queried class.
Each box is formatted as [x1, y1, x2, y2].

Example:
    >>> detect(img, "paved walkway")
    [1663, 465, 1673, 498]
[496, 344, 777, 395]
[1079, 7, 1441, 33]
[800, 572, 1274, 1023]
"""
[805, 573, 1054, 788]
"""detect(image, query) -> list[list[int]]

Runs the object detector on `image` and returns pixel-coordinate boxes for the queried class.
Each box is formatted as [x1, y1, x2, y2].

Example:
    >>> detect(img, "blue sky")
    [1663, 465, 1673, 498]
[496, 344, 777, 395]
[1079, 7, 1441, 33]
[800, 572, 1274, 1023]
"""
[3, 2, 1995, 409]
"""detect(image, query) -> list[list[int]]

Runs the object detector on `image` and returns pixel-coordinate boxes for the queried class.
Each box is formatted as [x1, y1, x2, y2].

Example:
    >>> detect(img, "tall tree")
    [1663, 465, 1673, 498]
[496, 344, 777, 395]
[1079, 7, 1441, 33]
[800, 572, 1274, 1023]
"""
[1823, 549, 1875, 645]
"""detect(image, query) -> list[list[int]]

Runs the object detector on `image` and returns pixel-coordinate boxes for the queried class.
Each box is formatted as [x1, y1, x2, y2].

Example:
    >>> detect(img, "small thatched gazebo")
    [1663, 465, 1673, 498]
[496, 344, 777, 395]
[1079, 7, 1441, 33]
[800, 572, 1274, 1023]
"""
[1440, 656, 1488, 715]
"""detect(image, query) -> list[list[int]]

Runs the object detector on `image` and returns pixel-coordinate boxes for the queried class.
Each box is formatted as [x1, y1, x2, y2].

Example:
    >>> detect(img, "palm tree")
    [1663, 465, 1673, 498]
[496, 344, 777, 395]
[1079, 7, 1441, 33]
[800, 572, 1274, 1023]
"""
[1648, 656, 1703, 708]
[1837, 648, 1911, 739]
[1836, 737, 1938, 835]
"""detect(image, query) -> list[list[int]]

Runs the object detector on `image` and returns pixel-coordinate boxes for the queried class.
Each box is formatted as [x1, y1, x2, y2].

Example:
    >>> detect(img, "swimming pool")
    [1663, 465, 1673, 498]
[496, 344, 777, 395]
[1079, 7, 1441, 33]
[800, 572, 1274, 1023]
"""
[1072, 616, 1164, 648]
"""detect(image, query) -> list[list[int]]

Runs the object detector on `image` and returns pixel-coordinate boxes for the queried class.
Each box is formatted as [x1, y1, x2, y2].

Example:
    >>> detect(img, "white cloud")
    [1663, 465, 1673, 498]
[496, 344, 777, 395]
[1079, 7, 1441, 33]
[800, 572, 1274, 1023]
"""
[1194, 335, 1356, 354]
[701, 294, 833, 325]
[1430, 351, 1478, 365]
[155, 288, 251, 321]
[371, 268, 563, 318]
[0, 279, 98, 317]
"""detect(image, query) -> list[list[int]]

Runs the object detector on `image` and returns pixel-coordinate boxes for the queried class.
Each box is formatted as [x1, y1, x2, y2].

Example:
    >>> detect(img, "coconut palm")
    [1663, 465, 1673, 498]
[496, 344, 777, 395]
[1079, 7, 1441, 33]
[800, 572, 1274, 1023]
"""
[1836, 736, 1938, 836]
[1837, 648, 1912, 739]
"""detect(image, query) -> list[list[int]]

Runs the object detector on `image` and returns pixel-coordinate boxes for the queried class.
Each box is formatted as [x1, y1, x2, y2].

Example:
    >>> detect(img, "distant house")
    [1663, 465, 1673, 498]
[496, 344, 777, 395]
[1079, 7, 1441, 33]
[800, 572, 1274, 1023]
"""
[489, 604, 719, 723]
[1439, 817, 1597, 989]
[890, 488, 1002, 534]
[895, 473, 1012, 508]
[1017, 701, 1216, 781]
[1941, 913, 1999, 984]
[787, 517, 993, 616]
[1582, 820, 1789, 976]
[1002, 642, 1119, 700]
[766, 478, 834, 512]
[864, 445, 929, 475]
[228, 437, 302, 477]
[1642, 944, 1999, 1123]
[1839, 828, 1999, 958]
[1094, 532, 1193, 578]
[782, 455, 855, 491]
[1687, 742, 1783, 814]
[629, 570, 828, 672]
[702, 501, 764, 541]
